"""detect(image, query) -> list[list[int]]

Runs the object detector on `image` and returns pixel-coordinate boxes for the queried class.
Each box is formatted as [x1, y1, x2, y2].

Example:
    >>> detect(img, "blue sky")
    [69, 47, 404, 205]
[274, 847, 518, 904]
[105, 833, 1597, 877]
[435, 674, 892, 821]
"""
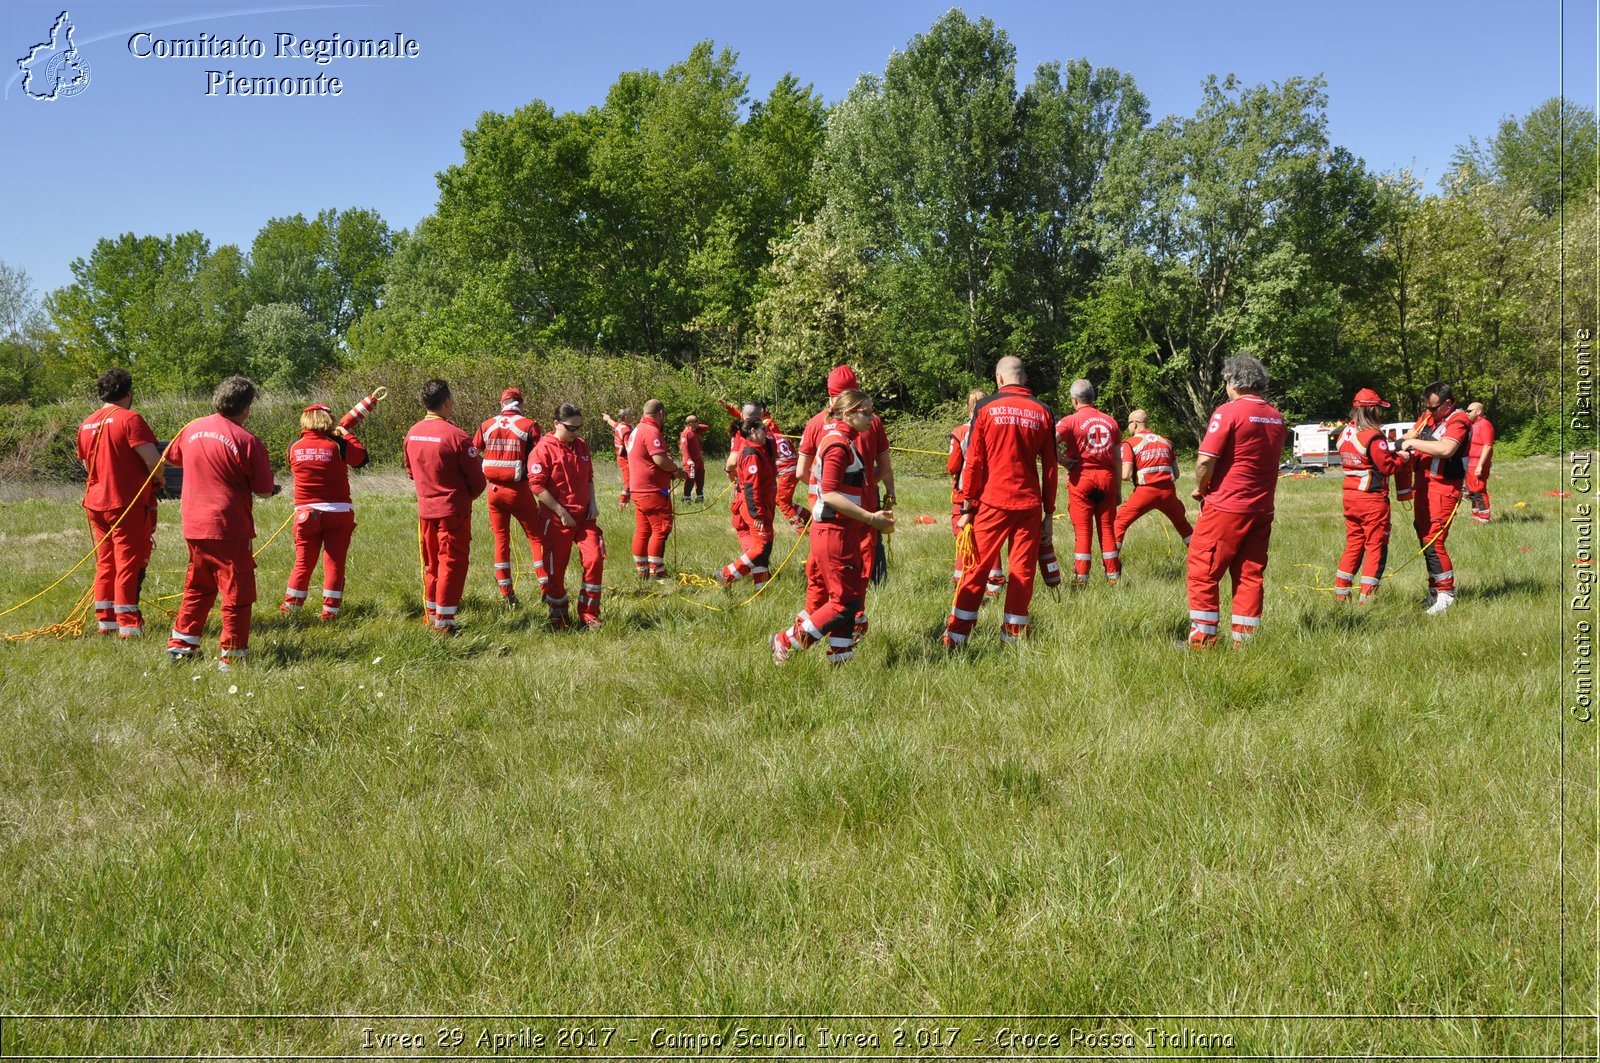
[0, 0, 1592, 297]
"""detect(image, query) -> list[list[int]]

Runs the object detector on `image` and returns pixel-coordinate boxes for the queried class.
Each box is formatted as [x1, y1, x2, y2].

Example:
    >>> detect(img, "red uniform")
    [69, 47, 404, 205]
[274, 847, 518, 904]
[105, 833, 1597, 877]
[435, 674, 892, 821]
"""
[473, 411, 547, 601]
[405, 414, 487, 630]
[76, 403, 160, 637]
[627, 415, 676, 578]
[527, 433, 604, 626]
[1333, 425, 1400, 601]
[165, 413, 275, 662]
[774, 422, 870, 665]
[721, 402, 803, 527]
[944, 385, 1058, 645]
[1466, 416, 1495, 523]
[1056, 406, 1123, 582]
[680, 423, 709, 501]
[611, 419, 633, 505]
[1113, 430, 1193, 551]
[1186, 395, 1286, 646]
[1410, 404, 1473, 595]
[802, 407, 889, 635]
[947, 421, 1000, 588]
[721, 440, 777, 587]
[284, 428, 367, 618]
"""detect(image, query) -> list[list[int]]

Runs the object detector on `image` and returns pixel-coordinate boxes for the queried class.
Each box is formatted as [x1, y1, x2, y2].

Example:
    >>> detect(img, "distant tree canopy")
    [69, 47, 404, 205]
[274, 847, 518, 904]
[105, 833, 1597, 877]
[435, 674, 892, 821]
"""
[10, 10, 1593, 452]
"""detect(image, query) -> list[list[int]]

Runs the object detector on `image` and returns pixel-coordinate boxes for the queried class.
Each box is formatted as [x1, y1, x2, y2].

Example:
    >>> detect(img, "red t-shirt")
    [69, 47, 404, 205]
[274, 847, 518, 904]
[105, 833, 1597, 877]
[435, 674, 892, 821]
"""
[1055, 406, 1122, 479]
[289, 430, 367, 508]
[166, 413, 275, 540]
[1197, 395, 1287, 514]
[960, 385, 1058, 513]
[611, 421, 632, 465]
[77, 404, 159, 512]
[527, 433, 595, 521]
[1468, 416, 1495, 474]
[404, 415, 487, 519]
[679, 425, 705, 466]
[627, 416, 673, 494]
[1124, 430, 1177, 487]
[1411, 406, 1473, 484]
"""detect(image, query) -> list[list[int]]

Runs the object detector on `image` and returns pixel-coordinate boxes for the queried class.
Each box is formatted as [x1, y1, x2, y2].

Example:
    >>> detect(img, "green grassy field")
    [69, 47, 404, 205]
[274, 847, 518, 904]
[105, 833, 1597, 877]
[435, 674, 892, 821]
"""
[0, 457, 1593, 1058]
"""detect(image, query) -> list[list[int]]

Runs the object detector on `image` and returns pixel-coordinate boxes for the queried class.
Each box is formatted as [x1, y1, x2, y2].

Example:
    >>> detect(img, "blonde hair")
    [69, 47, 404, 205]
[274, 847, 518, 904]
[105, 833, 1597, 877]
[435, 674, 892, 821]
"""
[829, 388, 871, 419]
[966, 387, 985, 417]
[300, 407, 335, 433]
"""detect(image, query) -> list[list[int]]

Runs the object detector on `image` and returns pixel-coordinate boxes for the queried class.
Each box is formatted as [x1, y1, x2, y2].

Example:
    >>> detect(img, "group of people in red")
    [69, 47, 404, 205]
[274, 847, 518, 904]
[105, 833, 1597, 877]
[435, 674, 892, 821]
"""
[69, 350, 1495, 669]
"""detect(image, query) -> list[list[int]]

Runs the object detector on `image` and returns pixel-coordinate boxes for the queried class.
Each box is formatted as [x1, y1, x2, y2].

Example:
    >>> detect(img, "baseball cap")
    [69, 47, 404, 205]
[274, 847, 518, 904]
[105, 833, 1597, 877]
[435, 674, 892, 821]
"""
[1352, 388, 1389, 408]
[500, 387, 523, 409]
[826, 365, 859, 397]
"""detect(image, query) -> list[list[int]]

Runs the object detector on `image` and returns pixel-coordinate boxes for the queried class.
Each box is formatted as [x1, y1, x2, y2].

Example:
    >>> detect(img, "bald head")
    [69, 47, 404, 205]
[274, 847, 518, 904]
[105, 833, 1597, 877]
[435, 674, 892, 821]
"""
[685, 415, 698, 426]
[1127, 409, 1149, 431]
[1467, 402, 1485, 420]
[643, 399, 664, 421]
[994, 356, 1026, 387]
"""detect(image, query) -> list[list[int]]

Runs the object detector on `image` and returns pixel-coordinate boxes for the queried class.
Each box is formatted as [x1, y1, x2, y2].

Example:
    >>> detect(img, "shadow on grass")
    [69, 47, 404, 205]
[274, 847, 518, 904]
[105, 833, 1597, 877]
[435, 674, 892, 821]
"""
[1471, 574, 1549, 602]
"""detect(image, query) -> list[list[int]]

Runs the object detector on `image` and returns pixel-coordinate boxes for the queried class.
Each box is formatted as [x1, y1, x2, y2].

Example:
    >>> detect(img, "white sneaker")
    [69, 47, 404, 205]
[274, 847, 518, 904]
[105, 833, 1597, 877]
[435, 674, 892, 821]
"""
[1424, 591, 1455, 615]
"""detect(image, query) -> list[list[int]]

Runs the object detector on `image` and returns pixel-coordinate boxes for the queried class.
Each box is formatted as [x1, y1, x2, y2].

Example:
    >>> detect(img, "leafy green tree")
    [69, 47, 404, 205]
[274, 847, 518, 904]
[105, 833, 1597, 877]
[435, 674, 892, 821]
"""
[244, 302, 324, 388]
[0, 260, 71, 404]
[246, 207, 392, 353]
[1453, 97, 1598, 218]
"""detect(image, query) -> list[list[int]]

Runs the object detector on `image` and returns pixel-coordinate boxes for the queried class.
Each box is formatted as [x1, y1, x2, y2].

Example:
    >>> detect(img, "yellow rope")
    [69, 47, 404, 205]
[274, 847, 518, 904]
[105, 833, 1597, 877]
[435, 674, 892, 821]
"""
[251, 505, 295, 559]
[889, 445, 950, 457]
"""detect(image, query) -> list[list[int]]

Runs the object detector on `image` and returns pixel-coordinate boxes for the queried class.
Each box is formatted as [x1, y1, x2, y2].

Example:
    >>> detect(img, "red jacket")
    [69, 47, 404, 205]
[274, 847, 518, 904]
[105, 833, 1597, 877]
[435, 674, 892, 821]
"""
[404, 415, 486, 519]
[812, 422, 868, 540]
[611, 421, 633, 466]
[1123, 430, 1177, 487]
[947, 422, 972, 515]
[722, 403, 797, 476]
[1411, 405, 1473, 484]
[473, 412, 543, 486]
[289, 429, 367, 508]
[1337, 426, 1400, 495]
[734, 441, 777, 527]
[1055, 405, 1122, 479]
[960, 385, 1058, 514]
[527, 432, 595, 521]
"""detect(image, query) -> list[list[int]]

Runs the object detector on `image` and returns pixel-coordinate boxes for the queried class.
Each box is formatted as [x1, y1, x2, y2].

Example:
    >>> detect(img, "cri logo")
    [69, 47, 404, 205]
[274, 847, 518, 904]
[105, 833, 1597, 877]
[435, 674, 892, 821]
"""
[1086, 423, 1112, 451]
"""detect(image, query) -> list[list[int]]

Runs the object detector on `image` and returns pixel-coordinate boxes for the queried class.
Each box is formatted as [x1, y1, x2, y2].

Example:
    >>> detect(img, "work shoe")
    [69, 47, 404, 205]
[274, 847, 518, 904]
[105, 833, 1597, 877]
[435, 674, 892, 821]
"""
[504, 593, 521, 610]
[167, 646, 200, 664]
[1423, 591, 1456, 616]
[548, 613, 570, 631]
[117, 626, 144, 639]
[939, 633, 963, 653]
[581, 618, 603, 632]
[771, 632, 791, 666]
[1422, 588, 1438, 607]
[716, 570, 735, 590]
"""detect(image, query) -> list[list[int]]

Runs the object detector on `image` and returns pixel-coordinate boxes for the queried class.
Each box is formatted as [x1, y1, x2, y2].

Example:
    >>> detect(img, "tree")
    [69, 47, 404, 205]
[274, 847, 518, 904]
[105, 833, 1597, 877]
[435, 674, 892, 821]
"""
[0, 260, 70, 404]
[245, 207, 392, 353]
[244, 302, 324, 388]
[1453, 97, 1598, 218]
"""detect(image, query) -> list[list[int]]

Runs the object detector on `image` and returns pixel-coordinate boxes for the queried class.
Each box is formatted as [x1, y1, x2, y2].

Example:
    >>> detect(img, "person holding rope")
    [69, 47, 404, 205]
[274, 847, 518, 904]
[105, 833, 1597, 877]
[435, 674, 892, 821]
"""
[165, 376, 277, 669]
[282, 403, 368, 620]
[718, 415, 776, 590]
[797, 365, 895, 639]
[1396, 381, 1473, 614]
[627, 399, 685, 581]
[722, 400, 807, 530]
[1185, 355, 1286, 648]
[1465, 401, 1495, 525]
[528, 403, 605, 630]
[1332, 389, 1402, 603]
[602, 408, 634, 509]
[1056, 379, 1123, 585]
[942, 357, 1057, 648]
[772, 389, 894, 665]
[1112, 409, 1193, 560]
[76, 368, 165, 638]
[948, 386, 1007, 595]
[473, 388, 546, 609]
[404, 379, 487, 634]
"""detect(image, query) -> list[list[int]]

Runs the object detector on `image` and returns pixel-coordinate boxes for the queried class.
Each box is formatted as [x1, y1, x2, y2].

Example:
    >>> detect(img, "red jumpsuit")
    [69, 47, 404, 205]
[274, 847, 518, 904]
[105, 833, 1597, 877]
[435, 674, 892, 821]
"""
[943, 385, 1058, 644]
[405, 414, 487, 631]
[473, 411, 546, 600]
[76, 403, 160, 637]
[801, 408, 889, 638]
[1410, 404, 1473, 595]
[1333, 425, 1399, 601]
[165, 414, 275, 662]
[612, 420, 633, 506]
[679, 423, 709, 501]
[774, 423, 869, 664]
[1466, 416, 1495, 523]
[1056, 406, 1123, 582]
[1113, 430, 1193, 549]
[527, 433, 605, 626]
[721, 441, 776, 587]
[720, 402, 803, 527]
[627, 415, 676, 578]
[1186, 395, 1287, 646]
[284, 428, 367, 618]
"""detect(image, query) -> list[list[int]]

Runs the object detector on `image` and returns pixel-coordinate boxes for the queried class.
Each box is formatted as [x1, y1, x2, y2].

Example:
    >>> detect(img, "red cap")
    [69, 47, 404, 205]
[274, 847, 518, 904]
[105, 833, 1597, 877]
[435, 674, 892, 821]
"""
[500, 387, 523, 409]
[1352, 388, 1389, 408]
[826, 365, 858, 397]
[303, 404, 331, 414]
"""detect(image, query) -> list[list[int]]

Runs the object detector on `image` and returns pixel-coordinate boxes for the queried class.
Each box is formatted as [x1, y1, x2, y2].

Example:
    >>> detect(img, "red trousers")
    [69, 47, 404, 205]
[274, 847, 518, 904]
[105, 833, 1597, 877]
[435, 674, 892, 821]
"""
[170, 537, 255, 656]
[421, 512, 472, 629]
[1068, 471, 1121, 580]
[1414, 481, 1462, 593]
[1335, 493, 1390, 599]
[486, 483, 545, 599]
[632, 491, 674, 577]
[723, 507, 774, 585]
[778, 525, 866, 663]
[285, 508, 356, 617]
[1114, 484, 1192, 548]
[776, 470, 800, 522]
[1186, 507, 1274, 646]
[681, 462, 705, 499]
[945, 505, 1043, 644]
[616, 460, 630, 504]
[1465, 469, 1492, 524]
[88, 504, 156, 636]
[540, 512, 605, 624]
